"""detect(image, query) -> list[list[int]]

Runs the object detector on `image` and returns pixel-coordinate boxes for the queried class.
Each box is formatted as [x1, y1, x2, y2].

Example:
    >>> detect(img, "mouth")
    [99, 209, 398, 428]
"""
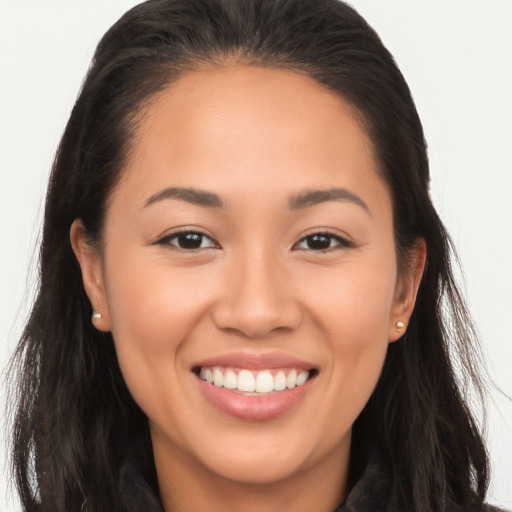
[191, 354, 319, 421]
[193, 366, 318, 395]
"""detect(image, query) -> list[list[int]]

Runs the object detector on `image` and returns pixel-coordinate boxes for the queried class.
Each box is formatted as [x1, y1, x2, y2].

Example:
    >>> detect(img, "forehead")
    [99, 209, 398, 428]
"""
[135, 65, 368, 155]
[115, 64, 388, 213]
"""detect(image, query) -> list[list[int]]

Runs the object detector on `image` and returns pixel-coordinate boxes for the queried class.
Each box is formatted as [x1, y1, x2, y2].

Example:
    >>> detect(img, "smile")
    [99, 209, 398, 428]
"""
[198, 367, 311, 395]
[192, 354, 318, 421]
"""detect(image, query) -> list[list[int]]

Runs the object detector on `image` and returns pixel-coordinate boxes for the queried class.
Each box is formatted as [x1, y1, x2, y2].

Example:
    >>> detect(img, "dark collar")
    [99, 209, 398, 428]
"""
[121, 451, 391, 512]
[120, 448, 505, 512]
[334, 455, 392, 511]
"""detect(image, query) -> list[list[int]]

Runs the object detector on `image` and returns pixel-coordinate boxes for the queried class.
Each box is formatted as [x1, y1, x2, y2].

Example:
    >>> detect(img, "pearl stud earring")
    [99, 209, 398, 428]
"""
[92, 308, 102, 322]
[396, 321, 405, 331]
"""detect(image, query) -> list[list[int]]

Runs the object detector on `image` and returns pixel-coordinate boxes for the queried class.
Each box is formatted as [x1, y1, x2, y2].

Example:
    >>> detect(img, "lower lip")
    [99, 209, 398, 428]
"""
[195, 375, 315, 421]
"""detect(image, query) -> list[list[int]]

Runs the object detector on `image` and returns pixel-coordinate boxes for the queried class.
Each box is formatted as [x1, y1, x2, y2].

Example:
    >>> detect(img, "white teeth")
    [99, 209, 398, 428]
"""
[286, 369, 297, 389]
[237, 370, 255, 392]
[223, 369, 238, 389]
[213, 367, 224, 387]
[296, 370, 309, 386]
[274, 371, 287, 391]
[199, 366, 312, 394]
[201, 367, 213, 384]
[255, 371, 274, 393]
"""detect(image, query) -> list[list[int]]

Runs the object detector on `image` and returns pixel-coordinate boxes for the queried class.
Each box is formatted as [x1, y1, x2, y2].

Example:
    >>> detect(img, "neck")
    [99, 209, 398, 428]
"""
[152, 431, 350, 512]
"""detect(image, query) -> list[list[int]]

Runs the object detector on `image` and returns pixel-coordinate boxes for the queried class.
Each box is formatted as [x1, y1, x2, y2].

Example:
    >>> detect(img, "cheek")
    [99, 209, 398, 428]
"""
[102, 251, 216, 399]
[106, 254, 213, 343]
[305, 257, 397, 345]
[302, 256, 396, 408]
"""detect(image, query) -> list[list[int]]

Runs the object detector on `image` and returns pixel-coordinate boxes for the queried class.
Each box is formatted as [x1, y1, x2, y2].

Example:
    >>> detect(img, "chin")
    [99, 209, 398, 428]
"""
[188, 422, 347, 486]
[200, 448, 310, 485]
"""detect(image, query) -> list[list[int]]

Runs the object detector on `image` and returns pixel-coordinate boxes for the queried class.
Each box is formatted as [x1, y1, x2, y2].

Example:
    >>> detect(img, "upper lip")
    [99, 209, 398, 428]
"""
[192, 352, 317, 372]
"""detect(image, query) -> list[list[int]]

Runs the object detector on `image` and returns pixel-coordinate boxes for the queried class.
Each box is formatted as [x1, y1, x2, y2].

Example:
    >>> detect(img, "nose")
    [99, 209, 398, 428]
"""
[211, 251, 303, 339]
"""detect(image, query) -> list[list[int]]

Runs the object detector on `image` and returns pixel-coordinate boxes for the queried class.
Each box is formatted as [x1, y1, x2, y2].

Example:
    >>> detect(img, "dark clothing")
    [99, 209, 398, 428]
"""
[121, 452, 506, 512]
[332, 456, 505, 512]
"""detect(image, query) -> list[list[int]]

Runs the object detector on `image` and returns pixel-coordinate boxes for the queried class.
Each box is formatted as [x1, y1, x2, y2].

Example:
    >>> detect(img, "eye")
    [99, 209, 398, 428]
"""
[159, 231, 218, 250]
[294, 232, 351, 251]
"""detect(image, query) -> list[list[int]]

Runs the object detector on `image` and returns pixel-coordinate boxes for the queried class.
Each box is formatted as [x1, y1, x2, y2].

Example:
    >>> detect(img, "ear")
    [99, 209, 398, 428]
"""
[70, 219, 111, 332]
[388, 238, 426, 342]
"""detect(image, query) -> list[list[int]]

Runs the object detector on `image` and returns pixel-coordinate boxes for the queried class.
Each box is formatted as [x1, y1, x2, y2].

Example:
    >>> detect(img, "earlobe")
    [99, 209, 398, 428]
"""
[70, 219, 111, 332]
[388, 239, 427, 343]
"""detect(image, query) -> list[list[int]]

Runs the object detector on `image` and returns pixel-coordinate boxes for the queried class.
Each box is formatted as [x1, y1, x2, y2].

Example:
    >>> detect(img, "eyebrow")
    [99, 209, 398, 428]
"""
[144, 187, 225, 209]
[289, 187, 370, 213]
[143, 185, 369, 214]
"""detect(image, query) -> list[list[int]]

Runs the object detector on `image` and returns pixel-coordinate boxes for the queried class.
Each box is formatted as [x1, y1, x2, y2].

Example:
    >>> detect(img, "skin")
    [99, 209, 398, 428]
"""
[71, 65, 426, 512]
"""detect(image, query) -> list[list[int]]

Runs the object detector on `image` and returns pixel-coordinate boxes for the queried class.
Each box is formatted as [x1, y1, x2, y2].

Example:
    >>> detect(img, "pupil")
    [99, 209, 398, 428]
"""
[179, 233, 202, 249]
[308, 234, 330, 249]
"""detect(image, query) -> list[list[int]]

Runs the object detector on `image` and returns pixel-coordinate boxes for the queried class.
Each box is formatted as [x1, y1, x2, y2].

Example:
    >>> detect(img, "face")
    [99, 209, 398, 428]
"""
[73, 65, 423, 501]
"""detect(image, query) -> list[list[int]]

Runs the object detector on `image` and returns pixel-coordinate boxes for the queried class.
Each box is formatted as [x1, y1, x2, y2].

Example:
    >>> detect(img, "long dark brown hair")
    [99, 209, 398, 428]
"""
[9, 0, 489, 510]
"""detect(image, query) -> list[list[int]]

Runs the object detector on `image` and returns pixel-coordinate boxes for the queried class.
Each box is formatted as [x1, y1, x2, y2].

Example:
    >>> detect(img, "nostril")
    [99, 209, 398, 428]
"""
[211, 301, 303, 339]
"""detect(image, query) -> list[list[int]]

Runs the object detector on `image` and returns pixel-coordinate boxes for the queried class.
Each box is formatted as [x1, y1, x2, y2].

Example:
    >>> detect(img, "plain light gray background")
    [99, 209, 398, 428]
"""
[1, 1, 511, 510]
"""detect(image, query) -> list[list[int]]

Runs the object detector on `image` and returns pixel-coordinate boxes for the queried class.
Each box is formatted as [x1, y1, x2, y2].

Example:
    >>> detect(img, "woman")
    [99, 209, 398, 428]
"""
[8, 0, 505, 510]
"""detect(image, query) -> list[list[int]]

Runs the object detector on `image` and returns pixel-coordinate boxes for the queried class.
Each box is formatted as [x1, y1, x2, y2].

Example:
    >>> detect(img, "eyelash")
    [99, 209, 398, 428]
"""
[293, 231, 353, 252]
[157, 230, 219, 251]
[156, 230, 352, 252]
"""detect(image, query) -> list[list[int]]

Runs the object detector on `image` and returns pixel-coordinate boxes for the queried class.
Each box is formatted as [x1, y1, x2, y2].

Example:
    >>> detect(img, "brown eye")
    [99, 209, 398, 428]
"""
[305, 234, 332, 250]
[160, 231, 218, 250]
[295, 232, 351, 251]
